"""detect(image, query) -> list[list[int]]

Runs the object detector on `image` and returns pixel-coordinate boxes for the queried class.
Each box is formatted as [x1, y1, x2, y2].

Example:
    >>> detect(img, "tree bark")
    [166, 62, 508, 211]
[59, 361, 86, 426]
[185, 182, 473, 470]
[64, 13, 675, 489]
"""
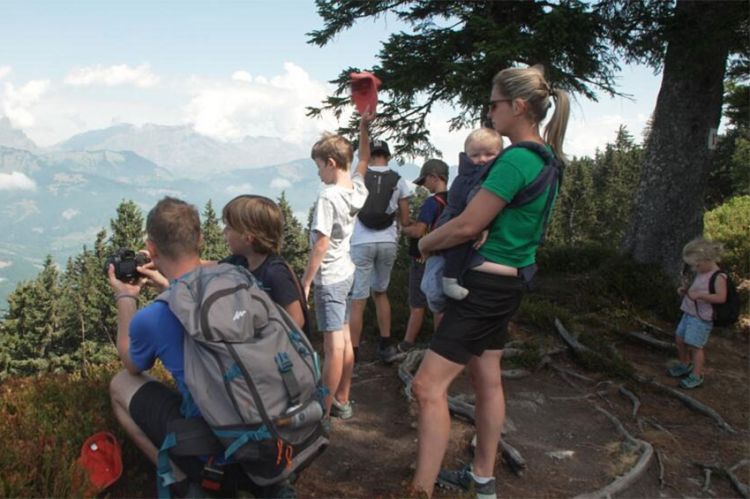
[623, 0, 733, 280]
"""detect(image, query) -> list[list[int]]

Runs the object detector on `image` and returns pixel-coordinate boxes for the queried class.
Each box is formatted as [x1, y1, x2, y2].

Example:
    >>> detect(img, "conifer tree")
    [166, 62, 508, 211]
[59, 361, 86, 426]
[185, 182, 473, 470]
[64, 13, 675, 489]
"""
[277, 192, 308, 276]
[109, 200, 145, 251]
[591, 126, 642, 246]
[201, 200, 228, 261]
[548, 157, 597, 246]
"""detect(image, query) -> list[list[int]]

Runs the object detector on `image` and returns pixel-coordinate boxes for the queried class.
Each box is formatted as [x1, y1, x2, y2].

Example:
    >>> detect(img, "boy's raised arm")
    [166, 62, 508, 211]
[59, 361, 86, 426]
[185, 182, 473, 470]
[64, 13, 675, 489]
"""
[354, 111, 374, 178]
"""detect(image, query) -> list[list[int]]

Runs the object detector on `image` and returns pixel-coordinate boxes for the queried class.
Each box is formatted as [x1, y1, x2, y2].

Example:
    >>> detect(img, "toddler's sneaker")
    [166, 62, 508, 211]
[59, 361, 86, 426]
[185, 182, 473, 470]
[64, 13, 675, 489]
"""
[331, 399, 354, 419]
[442, 277, 469, 300]
[437, 464, 496, 499]
[666, 362, 693, 377]
[680, 373, 704, 389]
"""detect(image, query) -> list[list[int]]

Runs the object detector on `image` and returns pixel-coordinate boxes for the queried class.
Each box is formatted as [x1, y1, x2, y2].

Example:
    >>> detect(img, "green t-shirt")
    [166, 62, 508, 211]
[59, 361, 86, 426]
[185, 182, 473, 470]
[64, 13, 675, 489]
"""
[477, 146, 556, 268]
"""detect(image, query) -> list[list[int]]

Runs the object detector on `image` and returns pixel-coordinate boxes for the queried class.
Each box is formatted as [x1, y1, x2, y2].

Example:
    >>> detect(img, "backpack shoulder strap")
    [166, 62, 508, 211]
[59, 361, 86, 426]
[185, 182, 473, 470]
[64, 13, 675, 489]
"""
[265, 255, 312, 338]
[433, 192, 448, 208]
[708, 270, 721, 294]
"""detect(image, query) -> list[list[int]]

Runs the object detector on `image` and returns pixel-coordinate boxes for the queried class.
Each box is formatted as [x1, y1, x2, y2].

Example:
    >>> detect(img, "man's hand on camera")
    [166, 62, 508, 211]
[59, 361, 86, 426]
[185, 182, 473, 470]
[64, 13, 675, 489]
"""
[137, 259, 169, 293]
[108, 264, 145, 298]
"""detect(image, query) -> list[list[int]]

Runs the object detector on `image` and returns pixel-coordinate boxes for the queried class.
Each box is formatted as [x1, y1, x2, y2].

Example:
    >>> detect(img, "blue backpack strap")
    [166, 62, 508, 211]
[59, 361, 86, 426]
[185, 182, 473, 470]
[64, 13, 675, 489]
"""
[156, 432, 179, 499]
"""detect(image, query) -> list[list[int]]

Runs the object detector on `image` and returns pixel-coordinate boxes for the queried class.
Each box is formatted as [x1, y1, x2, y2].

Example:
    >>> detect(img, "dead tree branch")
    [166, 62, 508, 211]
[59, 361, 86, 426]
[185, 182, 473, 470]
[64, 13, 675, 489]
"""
[632, 374, 737, 433]
[574, 406, 654, 499]
[618, 385, 641, 418]
[624, 330, 676, 353]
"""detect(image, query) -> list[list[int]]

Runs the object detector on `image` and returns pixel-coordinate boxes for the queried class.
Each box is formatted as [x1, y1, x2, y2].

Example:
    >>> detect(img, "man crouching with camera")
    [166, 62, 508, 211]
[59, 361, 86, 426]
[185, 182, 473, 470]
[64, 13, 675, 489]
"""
[108, 196, 292, 497]
[108, 196, 211, 497]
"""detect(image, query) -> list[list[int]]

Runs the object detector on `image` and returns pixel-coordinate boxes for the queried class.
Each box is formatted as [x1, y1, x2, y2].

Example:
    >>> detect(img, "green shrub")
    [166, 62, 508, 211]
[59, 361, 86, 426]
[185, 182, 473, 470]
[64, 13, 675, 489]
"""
[704, 195, 750, 277]
[598, 254, 680, 322]
[538, 244, 616, 273]
[516, 295, 575, 331]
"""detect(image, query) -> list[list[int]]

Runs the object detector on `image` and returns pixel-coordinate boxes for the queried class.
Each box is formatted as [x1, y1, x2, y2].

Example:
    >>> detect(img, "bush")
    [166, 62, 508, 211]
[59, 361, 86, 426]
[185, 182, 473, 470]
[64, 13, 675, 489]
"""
[598, 254, 680, 322]
[704, 195, 750, 277]
[0, 363, 160, 498]
[538, 244, 616, 274]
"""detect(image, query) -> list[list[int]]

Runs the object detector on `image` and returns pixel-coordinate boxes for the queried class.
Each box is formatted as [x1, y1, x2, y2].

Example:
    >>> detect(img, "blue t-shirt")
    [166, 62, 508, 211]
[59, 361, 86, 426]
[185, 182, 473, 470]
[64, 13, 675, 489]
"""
[417, 193, 446, 226]
[129, 300, 201, 417]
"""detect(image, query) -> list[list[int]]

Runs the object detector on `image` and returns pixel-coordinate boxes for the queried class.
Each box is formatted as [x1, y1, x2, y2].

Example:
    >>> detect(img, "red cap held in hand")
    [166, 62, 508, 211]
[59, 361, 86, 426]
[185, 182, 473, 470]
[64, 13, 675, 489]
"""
[350, 71, 382, 114]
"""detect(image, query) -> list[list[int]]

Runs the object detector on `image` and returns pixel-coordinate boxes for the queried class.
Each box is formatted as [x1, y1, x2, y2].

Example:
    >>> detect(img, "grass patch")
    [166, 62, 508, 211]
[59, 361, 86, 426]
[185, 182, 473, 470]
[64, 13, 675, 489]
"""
[516, 295, 575, 332]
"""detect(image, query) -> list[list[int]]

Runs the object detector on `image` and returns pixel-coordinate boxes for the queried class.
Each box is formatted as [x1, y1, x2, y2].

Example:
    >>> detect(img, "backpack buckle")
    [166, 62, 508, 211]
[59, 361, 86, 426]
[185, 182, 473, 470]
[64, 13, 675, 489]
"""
[201, 459, 224, 491]
[275, 352, 293, 373]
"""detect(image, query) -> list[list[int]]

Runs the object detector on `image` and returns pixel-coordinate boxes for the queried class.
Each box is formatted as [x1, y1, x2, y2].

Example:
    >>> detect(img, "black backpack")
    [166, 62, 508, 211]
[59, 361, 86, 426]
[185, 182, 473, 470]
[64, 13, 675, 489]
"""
[358, 169, 401, 230]
[709, 270, 741, 327]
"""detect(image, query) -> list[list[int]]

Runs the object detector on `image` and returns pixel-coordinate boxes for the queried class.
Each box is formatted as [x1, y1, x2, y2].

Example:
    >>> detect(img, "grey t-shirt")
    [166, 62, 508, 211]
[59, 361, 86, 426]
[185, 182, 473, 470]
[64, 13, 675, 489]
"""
[310, 173, 368, 285]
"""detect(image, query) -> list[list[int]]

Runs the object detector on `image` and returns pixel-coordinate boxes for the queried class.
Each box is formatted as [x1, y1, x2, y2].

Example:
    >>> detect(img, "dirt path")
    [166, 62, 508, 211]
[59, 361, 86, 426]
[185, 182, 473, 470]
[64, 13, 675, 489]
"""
[296, 324, 750, 498]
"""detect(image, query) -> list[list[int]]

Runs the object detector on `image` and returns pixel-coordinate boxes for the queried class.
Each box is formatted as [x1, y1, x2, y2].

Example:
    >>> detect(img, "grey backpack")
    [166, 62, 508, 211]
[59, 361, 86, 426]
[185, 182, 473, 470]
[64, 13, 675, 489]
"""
[155, 263, 328, 493]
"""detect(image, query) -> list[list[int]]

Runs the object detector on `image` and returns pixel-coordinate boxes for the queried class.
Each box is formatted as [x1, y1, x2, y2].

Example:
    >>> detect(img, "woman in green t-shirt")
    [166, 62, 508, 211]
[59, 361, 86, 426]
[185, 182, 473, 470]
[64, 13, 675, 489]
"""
[411, 65, 570, 498]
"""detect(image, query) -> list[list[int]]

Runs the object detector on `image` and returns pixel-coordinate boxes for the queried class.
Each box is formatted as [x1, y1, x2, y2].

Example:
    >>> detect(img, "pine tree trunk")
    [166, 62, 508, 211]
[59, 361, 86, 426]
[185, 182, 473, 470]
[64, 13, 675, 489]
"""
[623, 0, 732, 280]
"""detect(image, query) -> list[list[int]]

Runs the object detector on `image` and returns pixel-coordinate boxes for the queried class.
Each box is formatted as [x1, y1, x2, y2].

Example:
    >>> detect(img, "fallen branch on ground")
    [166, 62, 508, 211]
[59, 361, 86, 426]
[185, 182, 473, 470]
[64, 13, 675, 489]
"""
[624, 331, 676, 353]
[574, 406, 654, 499]
[655, 451, 666, 489]
[693, 461, 750, 499]
[634, 317, 671, 337]
[632, 374, 736, 433]
[618, 386, 641, 418]
[554, 317, 737, 434]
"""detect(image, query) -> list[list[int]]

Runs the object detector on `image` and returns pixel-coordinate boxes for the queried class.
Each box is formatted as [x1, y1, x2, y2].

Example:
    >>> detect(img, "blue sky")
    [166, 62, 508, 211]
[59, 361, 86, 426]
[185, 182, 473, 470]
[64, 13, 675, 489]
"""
[1, 0, 662, 160]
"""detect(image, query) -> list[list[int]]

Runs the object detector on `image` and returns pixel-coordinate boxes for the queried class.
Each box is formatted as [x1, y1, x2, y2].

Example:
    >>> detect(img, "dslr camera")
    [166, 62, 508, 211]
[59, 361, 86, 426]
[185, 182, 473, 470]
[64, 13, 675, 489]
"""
[104, 248, 150, 283]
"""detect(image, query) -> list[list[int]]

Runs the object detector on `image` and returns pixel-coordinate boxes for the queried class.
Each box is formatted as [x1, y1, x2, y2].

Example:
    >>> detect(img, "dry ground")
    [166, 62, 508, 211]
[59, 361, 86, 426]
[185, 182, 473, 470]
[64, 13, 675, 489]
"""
[295, 319, 749, 498]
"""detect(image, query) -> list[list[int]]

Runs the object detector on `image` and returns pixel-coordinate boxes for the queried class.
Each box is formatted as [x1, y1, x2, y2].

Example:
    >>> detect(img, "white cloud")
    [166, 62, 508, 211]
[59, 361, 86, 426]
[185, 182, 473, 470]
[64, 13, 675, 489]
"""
[0, 66, 11, 80]
[186, 62, 341, 144]
[61, 208, 79, 220]
[0, 171, 36, 191]
[270, 177, 292, 189]
[232, 71, 253, 83]
[225, 182, 254, 195]
[0, 260, 11, 269]
[2, 79, 50, 128]
[64, 64, 160, 88]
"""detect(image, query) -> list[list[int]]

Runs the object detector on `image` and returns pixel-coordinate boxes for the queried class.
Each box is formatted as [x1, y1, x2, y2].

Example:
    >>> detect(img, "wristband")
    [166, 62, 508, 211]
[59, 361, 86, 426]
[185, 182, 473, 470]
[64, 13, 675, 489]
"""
[114, 293, 138, 302]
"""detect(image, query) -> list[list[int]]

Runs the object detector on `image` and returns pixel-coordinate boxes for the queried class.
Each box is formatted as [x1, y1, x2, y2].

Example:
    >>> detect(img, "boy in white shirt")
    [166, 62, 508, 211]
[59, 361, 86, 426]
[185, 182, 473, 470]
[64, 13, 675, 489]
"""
[302, 115, 371, 419]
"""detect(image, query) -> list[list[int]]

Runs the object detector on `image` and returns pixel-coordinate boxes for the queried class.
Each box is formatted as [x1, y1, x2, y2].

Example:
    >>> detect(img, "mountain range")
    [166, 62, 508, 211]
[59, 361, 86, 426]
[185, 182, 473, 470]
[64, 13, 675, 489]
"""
[0, 119, 425, 310]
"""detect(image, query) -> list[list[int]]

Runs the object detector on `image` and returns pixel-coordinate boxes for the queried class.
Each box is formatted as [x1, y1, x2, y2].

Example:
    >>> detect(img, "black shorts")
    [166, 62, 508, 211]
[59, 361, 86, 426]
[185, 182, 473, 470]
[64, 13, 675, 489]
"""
[429, 270, 524, 364]
[130, 381, 208, 482]
[131, 382, 257, 490]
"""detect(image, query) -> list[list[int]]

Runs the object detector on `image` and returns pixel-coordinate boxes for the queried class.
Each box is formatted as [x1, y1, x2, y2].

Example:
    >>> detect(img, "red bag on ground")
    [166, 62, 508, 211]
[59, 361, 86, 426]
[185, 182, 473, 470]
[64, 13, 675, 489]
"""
[77, 431, 123, 494]
[350, 71, 382, 114]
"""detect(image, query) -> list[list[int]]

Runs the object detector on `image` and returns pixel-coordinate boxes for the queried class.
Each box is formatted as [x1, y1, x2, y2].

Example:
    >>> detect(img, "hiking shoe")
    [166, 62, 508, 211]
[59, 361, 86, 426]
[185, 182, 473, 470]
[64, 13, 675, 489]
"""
[331, 399, 353, 419]
[680, 373, 704, 389]
[437, 464, 497, 499]
[377, 344, 401, 364]
[397, 341, 415, 354]
[667, 362, 693, 377]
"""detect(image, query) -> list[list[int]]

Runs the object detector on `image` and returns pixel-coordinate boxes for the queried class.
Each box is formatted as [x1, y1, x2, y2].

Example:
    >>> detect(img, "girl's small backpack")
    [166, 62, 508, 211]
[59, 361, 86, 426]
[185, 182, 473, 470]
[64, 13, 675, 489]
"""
[710, 270, 741, 327]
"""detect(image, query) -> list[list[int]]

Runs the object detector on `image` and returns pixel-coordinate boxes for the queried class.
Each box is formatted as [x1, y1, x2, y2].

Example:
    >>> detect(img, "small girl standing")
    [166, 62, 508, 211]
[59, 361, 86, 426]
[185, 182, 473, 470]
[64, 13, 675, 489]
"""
[668, 238, 728, 389]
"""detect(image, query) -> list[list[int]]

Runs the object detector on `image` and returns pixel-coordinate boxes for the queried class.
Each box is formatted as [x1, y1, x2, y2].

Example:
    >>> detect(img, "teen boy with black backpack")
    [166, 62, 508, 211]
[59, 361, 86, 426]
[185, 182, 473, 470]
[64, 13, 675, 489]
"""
[398, 159, 450, 356]
[348, 138, 413, 365]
